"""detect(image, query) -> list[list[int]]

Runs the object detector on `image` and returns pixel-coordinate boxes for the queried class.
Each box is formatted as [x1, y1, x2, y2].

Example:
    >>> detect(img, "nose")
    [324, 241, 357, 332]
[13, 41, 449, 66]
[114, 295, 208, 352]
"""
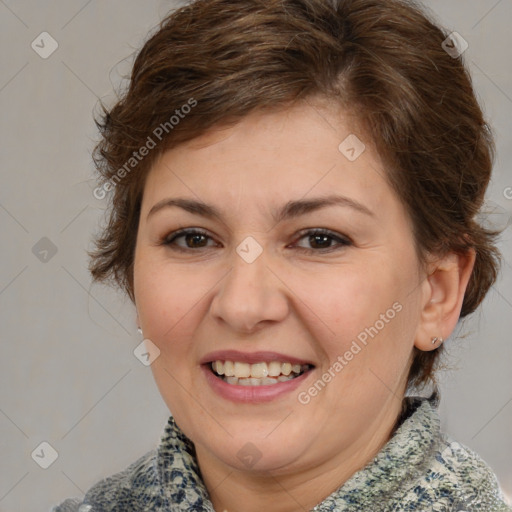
[209, 243, 289, 334]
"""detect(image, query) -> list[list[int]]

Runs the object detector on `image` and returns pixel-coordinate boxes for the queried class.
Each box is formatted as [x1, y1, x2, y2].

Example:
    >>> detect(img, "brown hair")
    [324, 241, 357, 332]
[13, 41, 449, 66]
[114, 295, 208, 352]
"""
[89, 0, 501, 390]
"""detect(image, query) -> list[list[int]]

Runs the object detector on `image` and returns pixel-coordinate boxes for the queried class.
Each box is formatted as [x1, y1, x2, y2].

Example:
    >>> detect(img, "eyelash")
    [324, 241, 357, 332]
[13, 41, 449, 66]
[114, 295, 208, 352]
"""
[161, 228, 352, 254]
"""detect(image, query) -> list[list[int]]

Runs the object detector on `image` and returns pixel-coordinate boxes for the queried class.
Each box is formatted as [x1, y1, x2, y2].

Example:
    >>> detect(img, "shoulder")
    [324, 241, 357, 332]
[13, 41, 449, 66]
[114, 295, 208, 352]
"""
[400, 434, 512, 511]
[51, 449, 158, 512]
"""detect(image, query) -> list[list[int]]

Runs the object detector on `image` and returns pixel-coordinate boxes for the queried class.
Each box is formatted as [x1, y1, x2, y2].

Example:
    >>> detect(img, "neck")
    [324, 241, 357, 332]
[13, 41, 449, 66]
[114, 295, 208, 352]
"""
[195, 399, 403, 512]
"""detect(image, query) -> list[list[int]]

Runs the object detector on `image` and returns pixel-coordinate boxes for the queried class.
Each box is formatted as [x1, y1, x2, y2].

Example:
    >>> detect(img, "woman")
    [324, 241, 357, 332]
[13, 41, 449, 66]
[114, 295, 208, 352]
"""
[54, 0, 511, 510]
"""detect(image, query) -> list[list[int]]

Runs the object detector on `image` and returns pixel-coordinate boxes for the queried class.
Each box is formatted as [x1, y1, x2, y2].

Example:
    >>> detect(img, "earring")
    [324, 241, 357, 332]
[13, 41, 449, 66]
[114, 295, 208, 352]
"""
[137, 327, 143, 335]
[431, 336, 444, 345]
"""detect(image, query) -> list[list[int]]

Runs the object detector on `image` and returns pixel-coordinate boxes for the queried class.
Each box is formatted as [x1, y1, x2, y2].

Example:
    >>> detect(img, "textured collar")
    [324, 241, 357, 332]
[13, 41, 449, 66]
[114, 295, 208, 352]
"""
[312, 395, 440, 510]
[156, 410, 215, 510]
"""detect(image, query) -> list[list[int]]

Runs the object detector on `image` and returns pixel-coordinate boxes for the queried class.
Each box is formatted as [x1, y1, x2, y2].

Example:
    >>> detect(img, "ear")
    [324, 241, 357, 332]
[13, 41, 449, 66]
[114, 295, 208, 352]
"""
[414, 248, 476, 351]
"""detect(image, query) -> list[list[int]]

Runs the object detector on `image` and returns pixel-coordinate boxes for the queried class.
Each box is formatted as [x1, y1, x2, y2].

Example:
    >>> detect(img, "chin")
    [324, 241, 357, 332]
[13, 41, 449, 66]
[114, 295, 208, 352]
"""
[196, 420, 313, 473]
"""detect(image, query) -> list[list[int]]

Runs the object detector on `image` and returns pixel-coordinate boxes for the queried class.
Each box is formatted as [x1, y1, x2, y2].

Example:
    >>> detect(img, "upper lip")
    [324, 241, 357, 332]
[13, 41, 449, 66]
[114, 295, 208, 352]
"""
[200, 350, 315, 366]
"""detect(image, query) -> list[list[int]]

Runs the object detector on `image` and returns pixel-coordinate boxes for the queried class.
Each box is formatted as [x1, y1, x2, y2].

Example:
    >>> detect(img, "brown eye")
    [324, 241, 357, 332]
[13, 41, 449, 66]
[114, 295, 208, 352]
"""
[293, 229, 352, 253]
[163, 229, 217, 251]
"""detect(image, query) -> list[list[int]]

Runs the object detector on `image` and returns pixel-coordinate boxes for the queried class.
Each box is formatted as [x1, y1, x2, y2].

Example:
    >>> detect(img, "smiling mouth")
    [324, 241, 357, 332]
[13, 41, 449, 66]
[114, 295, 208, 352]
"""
[209, 360, 314, 386]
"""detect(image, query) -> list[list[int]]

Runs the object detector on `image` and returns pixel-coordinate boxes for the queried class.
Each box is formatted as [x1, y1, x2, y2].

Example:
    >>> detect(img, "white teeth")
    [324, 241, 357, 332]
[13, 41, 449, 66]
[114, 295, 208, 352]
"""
[268, 361, 282, 377]
[231, 376, 294, 386]
[213, 361, 224, 375]
[210, 359, 310, 385]
[250, 362, 268, 378]
[224, 361, 234, 377]
[281, 363, 292, 376]
[234, 362, 251, 378]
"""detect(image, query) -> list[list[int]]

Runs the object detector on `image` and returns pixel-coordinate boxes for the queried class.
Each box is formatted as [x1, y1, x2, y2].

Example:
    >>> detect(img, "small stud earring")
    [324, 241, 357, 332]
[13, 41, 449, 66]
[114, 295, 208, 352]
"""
[137, 327, 143, 335]
[431, 336, 444, 345]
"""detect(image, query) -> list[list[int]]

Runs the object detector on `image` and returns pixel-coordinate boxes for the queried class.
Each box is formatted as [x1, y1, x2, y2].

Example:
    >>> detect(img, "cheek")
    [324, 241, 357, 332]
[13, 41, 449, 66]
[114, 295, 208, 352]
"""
[296, 256, 419, 380]
[298, 262, 401, 341]
[134, 261, 206, 409]
[134, 259, 201, 347]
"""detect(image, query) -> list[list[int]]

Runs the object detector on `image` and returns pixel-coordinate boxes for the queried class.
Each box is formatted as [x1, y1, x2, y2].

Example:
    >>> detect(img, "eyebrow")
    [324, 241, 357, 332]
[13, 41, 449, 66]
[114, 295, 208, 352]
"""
[147, 194, 375, 223]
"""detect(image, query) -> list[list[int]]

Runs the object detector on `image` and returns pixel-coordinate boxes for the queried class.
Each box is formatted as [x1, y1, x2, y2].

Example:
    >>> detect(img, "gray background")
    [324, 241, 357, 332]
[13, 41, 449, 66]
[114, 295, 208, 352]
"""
[0, 1, 511, 511]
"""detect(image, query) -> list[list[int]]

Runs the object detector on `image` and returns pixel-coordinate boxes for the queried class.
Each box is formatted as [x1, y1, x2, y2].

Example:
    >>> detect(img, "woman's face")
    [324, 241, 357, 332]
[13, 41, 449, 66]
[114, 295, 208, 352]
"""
[133, 101, 429, 475]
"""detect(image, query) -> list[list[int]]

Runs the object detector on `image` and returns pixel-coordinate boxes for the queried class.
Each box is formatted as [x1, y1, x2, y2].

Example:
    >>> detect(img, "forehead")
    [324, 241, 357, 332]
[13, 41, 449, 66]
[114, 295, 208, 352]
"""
[140, 102, 396, 222]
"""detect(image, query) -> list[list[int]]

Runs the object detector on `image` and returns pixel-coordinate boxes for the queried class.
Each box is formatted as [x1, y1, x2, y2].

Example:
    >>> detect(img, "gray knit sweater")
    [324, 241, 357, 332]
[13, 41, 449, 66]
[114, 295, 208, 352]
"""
[52, 396, 511, 511]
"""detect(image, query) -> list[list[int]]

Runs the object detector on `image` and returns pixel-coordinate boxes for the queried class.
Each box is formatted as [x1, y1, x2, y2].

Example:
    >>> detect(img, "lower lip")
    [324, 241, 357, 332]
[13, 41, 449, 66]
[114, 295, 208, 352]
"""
[201, 364, 313, 404]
